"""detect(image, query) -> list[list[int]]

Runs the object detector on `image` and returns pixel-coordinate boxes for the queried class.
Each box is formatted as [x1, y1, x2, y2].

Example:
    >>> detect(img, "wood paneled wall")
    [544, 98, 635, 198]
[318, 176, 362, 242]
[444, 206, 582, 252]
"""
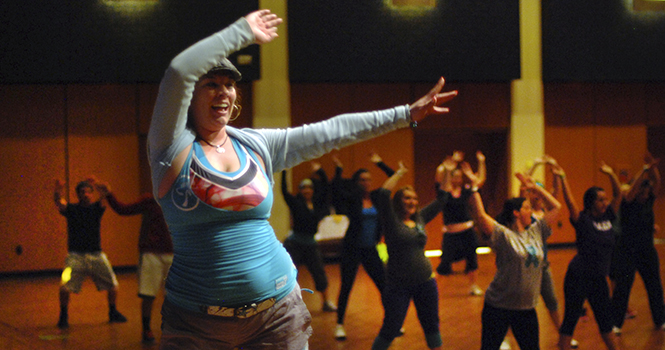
[289, 82, 511, 251]
[0, 85, 68, 273]
[0, 84, 143, 273]
[2, 80, 663, 273]
[0, 82, 252, 274]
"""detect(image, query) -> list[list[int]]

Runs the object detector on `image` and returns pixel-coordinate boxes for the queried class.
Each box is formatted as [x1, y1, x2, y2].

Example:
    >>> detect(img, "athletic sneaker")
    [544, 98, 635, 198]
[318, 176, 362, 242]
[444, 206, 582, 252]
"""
[500, 339, 511, 350]
[612, 326, 622, 335]
[469, 285, 484, 296]
[570, 339, 579, 348]
[334, 324, 347, 340]
[322, 300, 338, 312]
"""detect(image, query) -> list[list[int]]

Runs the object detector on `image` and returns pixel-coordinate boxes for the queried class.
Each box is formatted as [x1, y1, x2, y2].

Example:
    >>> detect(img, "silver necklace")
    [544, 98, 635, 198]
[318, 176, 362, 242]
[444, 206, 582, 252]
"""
[200, 134, 229, 153]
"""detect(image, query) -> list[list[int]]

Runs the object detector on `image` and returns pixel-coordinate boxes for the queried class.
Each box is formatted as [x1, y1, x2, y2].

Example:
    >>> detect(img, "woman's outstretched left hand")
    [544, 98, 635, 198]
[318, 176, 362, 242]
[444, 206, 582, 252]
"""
[409, 77, 458, 122]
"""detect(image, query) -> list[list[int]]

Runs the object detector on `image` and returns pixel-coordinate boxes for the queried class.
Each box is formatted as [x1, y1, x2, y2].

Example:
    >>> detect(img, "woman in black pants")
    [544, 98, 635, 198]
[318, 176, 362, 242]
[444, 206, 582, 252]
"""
[331, 154, 394, 340]
[435, 151, 486, 296]
[370, 162, 447, 350]
[556, 162, 621, 350]
[610, 154, 665, 333]
[281, 162, 337, 312]
[465, 165, 561, 350]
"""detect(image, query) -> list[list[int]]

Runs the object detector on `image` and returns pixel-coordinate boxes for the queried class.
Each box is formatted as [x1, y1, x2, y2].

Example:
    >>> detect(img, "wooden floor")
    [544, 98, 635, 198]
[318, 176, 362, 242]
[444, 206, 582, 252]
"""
[1, 246, 665, 349]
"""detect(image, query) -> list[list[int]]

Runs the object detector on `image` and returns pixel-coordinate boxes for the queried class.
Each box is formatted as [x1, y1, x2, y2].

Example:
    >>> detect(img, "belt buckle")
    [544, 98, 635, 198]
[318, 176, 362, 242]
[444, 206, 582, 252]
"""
[235, 303, 258, 318]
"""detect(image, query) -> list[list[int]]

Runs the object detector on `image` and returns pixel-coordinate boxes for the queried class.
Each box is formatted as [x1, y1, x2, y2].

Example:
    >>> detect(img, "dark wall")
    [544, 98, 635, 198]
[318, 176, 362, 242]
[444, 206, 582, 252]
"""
[543, 0, 665, 81]
[287, 0, 521, 83]
[4, 1, 665, 84]
[0, 0, 259, 83]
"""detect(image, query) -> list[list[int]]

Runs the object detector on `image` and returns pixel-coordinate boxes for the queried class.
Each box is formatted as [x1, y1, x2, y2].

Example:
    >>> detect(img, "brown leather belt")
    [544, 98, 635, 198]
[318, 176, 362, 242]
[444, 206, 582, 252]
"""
[200, 298, 276, 318]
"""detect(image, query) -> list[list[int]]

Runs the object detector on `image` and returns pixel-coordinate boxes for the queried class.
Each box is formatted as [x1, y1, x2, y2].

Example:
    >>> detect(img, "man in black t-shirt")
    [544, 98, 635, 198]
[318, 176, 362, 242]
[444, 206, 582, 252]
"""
[53, 177, 127, 329]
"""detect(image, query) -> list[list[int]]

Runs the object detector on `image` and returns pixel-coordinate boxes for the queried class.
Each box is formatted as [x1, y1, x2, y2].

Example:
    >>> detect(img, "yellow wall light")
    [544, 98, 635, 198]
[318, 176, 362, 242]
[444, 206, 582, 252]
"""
[101, 0, 159, 17]
[384, 0, 438, 17]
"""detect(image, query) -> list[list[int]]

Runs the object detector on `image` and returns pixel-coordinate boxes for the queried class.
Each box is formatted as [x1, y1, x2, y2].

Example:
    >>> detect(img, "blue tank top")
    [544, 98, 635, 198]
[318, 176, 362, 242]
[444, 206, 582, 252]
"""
[359, 206, 379, 248]
[158, 138, 296, 310]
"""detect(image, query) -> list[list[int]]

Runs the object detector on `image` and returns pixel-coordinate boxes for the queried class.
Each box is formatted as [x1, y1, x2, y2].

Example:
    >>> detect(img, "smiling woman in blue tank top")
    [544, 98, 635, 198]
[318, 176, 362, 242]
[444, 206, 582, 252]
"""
[147, 9, 459, 349]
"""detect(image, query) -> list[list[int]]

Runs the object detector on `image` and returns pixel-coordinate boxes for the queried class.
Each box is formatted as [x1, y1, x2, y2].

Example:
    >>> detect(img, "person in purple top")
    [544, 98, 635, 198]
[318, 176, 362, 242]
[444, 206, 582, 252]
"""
[555, 162, 622, 350]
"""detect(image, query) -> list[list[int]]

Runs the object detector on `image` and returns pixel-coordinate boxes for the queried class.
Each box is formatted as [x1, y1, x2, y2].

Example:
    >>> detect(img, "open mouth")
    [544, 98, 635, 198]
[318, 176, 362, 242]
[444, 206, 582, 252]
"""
[212, 102, 230, 115]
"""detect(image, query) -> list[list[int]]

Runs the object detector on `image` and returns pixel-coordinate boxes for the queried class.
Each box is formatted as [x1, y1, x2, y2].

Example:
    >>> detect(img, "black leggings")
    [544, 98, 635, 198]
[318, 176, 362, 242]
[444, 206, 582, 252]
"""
[283, 239, 329, 292]
[481, 303, 539, 350]
[611, 244, 665, 328]
[559, 265, 614, 335]
[437, 229, 478, 275]
[336, 246, 385, 324]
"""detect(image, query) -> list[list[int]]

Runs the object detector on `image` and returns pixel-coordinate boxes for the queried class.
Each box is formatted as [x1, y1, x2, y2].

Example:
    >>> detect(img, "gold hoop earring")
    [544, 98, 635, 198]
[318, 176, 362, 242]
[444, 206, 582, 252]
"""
[229, 105, 242, 122]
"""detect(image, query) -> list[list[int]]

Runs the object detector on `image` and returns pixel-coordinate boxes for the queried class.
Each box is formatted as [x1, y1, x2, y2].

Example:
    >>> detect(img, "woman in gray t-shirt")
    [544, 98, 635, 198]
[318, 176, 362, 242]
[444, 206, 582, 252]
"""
[463, 164, 561, 350]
